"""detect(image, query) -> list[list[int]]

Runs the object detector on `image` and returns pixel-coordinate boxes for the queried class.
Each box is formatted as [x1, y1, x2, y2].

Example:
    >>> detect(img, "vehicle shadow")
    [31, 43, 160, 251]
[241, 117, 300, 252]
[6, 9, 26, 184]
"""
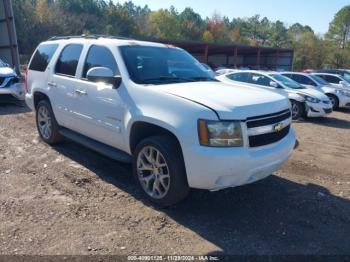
[52, 140, 350, 255]
[0, 100, 31, 115]
[306, 116, 350, 129]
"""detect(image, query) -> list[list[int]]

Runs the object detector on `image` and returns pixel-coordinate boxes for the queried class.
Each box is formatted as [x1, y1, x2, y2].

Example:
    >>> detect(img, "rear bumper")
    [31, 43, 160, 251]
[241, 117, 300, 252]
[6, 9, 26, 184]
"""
[25, 93, 35, 111]
[182, 128, 296, 191]
[0, 83, 25, 100]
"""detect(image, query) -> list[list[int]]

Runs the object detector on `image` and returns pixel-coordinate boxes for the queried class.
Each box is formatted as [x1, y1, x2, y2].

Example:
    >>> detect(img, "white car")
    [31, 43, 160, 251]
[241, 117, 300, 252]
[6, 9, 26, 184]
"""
[0, 59, 25, 100]
[217, 70, 333, 119]
[312, 73, 350, 89]
[282, 72, 350, 109]
[25, 36, 296, 206]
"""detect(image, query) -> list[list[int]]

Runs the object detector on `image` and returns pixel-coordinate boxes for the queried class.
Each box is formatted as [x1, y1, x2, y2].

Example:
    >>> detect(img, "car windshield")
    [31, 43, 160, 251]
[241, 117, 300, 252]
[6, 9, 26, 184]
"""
[119, 46, 216, 85]
[0, 59, 7, 68]
[270, 74, 306, 89]
[309, 74, 329, 85]
[342, 72, 350, 82]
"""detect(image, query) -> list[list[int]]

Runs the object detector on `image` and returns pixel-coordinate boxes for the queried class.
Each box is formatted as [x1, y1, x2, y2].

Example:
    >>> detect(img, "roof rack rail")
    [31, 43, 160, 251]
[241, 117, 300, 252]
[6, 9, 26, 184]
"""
[48, 34, 133, 41]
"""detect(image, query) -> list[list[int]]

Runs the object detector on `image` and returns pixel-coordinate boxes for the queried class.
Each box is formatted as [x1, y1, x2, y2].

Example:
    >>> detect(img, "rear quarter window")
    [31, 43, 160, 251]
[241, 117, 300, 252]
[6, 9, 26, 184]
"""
[28, 44, 59, 72]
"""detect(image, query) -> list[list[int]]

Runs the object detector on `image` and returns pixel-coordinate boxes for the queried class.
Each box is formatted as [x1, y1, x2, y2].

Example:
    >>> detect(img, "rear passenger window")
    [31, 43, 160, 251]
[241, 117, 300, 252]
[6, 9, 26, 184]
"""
[82, 45, 118, 79]
[324, 75, 341, 84]
[29, 44, 58, 72]
[55, 44, 83, 77]
[227, 73, 249, 83]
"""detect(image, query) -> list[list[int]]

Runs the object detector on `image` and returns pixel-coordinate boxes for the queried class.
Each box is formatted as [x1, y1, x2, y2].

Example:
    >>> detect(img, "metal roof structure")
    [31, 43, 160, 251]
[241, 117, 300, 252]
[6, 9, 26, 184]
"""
[0, 0, 20, 73]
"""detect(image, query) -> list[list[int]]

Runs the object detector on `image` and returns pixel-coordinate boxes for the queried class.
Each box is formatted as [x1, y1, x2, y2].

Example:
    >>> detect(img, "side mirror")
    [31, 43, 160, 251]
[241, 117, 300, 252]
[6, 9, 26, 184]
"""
[86, 67, 122, 88]
[269, 81, 279, 88]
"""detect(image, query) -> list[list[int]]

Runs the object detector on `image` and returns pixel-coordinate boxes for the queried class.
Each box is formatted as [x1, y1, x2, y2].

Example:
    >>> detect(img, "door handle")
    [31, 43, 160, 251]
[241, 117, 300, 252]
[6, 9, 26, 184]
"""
[75, 89, 88, 96]
[48, 82, 57, 87]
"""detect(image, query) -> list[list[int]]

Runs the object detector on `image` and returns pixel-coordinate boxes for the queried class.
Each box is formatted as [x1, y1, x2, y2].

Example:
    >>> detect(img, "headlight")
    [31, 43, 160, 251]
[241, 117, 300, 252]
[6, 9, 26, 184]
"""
[299, 94, 320, 103]
[198, 120, 243, 147]
[335, 89, 350, 97]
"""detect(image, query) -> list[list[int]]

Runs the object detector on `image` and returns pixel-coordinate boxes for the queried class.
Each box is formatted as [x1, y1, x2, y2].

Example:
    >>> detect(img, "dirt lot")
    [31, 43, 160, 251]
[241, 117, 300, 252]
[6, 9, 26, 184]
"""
[0, 101, 350, 256]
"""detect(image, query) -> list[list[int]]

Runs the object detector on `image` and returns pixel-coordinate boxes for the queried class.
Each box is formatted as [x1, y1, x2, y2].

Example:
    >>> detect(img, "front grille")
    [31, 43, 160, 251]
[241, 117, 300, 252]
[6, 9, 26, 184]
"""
[249, 126, 291, 147]
[323, 100, 331, 105]
[246, 109, 291, 148]
[247, 109, 291, 128]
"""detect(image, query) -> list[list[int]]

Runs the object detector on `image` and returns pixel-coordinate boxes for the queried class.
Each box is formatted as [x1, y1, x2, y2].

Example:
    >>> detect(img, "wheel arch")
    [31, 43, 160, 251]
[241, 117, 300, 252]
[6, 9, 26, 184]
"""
[129, 121, 183, 156]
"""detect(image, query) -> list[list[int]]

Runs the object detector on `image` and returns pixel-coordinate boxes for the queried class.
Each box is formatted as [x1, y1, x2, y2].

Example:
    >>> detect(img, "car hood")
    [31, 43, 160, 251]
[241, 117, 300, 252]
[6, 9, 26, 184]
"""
[156, 81, 290, 120]
[0, 67, 16, 77]
[287, 88, 329, 101]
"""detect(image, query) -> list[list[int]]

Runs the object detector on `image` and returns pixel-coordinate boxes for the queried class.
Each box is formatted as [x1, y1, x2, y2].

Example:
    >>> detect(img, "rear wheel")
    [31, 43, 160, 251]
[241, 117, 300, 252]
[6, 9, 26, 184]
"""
[327, 94, 339, 109]
[36, 100, 63, 144]
[290, 100, 303, 120]
[133, 136, 189, 207]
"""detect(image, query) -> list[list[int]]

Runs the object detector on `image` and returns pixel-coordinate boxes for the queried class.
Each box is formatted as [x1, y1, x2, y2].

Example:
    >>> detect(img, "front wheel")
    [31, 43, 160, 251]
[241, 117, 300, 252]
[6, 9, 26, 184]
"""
[133, 136, 190, 207]
[327, 94, 339, 109]
[290, 100, 304, 120]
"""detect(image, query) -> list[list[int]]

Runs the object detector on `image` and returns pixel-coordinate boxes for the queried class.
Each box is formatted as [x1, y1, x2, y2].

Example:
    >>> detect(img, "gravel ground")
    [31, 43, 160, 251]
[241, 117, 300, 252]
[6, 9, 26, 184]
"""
[0, 101, 350, 256]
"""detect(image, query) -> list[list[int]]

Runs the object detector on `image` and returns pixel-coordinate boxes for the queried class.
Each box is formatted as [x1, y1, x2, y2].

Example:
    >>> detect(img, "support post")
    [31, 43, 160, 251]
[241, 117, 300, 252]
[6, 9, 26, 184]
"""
[256, 47, 261, 70]
[204, 45, 209, 64]
[233, 47, 238, 68]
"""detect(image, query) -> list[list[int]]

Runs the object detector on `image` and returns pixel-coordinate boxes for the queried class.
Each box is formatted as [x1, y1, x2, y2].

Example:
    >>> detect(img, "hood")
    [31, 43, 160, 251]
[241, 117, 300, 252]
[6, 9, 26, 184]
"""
[0, 67, 16, 77]
[156, 81, 290, 120]
[287, 87, 329, 101]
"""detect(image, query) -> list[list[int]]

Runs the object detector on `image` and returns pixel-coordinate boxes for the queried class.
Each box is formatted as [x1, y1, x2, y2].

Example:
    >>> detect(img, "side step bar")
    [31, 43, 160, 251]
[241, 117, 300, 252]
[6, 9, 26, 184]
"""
[59, 127, 132, 163]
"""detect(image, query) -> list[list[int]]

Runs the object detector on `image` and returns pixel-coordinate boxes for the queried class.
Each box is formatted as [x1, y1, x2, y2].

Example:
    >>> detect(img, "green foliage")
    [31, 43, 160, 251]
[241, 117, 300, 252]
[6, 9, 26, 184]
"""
[11, 0, 350, 69]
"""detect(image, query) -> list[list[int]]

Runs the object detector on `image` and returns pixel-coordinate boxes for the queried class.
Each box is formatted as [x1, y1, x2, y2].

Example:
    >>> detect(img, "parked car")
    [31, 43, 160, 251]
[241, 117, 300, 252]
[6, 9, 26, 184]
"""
[282, 72, 350, 109]
[311, 73, 350, 89]
[25, 36, 296, 206]
[312, 69, 350, 82]
[0, 59, 25, 100]
[217, 70, 333, 120]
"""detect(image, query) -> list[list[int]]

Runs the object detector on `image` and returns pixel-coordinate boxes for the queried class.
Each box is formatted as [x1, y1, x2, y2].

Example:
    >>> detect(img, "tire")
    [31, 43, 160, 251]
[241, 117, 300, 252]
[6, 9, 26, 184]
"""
[327, 94, 339, 110]
[133, 136, 190, 207]
[36, 99, 63, 145]
[290, 100, 303, 120]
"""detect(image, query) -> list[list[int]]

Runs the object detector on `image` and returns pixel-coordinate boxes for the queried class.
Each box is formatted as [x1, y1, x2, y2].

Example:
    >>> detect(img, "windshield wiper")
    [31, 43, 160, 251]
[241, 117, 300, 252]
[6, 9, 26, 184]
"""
[190, 76, 218, 82]
[140, 76, 196, 84]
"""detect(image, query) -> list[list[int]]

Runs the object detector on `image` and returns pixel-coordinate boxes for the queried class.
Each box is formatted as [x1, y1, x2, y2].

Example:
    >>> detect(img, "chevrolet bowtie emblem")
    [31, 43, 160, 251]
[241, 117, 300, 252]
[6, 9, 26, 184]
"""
[274, 123, 284, 132]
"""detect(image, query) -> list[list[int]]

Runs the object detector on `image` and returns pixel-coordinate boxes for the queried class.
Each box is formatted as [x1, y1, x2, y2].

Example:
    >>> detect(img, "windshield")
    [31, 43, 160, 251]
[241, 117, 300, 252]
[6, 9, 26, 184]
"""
[342, 72, 350, 82]
[0, 59, 7, 68]
[270, 74, 306, 89]
[309, 74, 328, 85]
[119, 46, 215, 85]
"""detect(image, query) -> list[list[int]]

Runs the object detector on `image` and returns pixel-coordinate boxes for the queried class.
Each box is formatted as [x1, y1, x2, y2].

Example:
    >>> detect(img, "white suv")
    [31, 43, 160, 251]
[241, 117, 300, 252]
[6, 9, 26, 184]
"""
[25, 36, 296, 206]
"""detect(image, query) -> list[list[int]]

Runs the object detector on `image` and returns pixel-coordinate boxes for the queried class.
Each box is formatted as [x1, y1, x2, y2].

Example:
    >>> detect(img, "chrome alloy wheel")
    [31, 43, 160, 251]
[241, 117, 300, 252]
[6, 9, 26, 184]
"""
[291, 102, 299, 119]
[37, 105, 52, 140]
[137, 146, 170, 199]
[329, 96, 336, 108]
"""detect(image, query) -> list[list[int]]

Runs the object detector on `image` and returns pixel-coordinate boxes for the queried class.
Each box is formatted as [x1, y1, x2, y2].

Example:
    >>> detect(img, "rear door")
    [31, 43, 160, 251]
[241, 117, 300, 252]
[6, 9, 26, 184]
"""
[49, 44, 84, 129]
[72, 44, 125, 149]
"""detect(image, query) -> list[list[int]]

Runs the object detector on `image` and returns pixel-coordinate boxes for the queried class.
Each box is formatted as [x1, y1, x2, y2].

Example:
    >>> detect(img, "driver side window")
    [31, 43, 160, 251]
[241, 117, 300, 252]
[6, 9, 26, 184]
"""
[82, 45, 119, 79]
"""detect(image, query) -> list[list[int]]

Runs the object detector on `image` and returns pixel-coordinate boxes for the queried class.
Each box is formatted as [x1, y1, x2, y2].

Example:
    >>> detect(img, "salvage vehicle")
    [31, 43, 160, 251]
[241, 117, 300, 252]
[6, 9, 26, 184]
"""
[25, 36, 296, 206]
[217, 71, 333, 120]
[0, 59, 24, 100]
[311, 73, 350, 89]
[281, 72, 350, 109]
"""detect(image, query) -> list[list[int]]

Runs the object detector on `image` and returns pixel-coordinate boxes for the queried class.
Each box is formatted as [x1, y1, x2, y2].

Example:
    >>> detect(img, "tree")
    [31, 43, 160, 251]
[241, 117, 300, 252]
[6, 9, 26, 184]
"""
[205, 13, 229, 43]
[178, 8, 204, 40]
[269, 21, 289, 47]
[202, 30, 214, 42]
[326, 5, 350, 49]
[148, 8, 180, 38]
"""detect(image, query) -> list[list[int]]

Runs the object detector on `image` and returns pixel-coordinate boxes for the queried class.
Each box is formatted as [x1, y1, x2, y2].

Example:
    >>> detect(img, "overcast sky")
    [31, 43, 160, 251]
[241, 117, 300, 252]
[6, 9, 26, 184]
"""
[116, 0, 349, 34]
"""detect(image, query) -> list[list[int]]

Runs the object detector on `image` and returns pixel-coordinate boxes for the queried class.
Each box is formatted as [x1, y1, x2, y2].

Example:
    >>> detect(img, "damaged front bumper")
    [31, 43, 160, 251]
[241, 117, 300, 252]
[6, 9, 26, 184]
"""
[0, 76, 25, 100]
